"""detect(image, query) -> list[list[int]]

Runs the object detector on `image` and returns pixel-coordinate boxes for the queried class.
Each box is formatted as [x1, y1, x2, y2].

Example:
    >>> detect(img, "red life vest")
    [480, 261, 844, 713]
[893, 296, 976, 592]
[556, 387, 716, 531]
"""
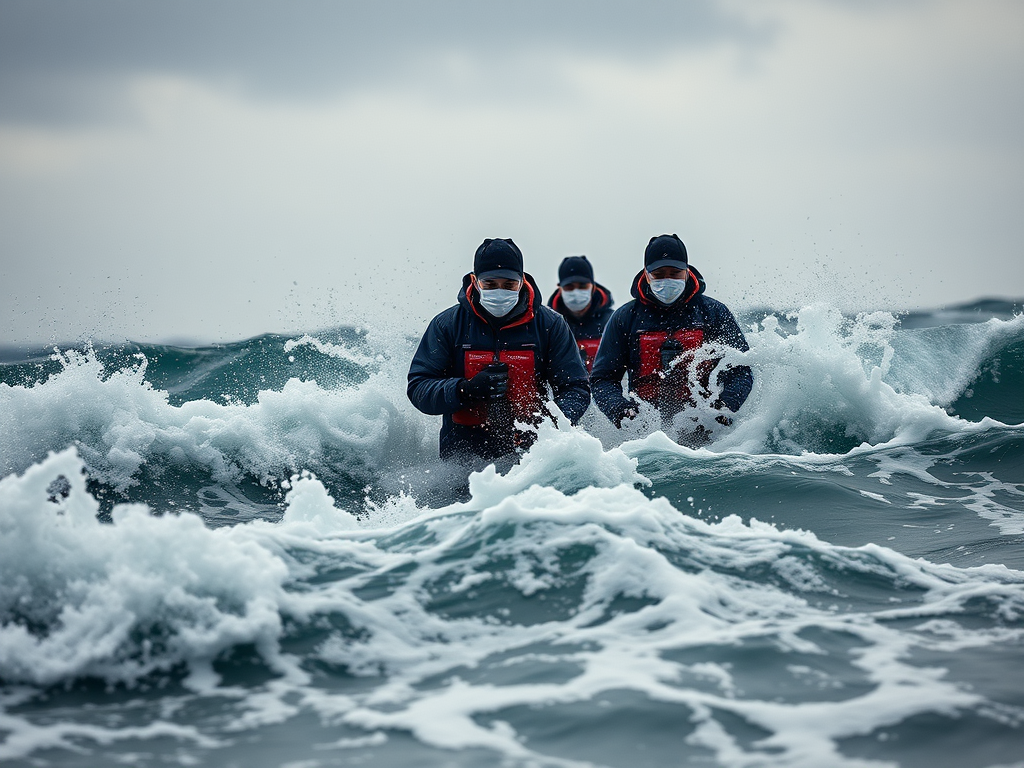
[452, 349, 540, 426]
[635, 329, 705, 406]
[577, 338, 601, 372]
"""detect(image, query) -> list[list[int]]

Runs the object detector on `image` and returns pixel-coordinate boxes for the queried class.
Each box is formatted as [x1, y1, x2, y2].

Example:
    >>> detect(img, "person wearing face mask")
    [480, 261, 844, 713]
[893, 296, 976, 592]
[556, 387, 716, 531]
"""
[408, 237, 590, 464]
[590, 234, 752, 436]
[546, 255, 615, 373]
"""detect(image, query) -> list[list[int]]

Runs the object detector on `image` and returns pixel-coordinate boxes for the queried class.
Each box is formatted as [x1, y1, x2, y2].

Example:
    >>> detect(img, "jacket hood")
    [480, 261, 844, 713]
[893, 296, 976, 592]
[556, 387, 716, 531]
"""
[630, 266, 705, 308]
[546, 282, 613, 316]
[459, 272, 542, 329]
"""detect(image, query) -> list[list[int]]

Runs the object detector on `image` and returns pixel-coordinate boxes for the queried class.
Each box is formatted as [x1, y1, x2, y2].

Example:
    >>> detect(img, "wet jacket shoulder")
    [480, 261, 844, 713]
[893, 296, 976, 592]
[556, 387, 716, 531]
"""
[590, 266, 753, 420]
[408, 273, 591, 426]
[546, 283, 615, 340]
[406, 303, 466, 415]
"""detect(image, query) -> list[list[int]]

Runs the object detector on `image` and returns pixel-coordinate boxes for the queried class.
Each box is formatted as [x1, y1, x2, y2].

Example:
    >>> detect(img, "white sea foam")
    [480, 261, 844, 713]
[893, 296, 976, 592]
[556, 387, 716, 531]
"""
[282, 334, 375, 366]
[0, 448, 290, 687]
[2, 307, 1023, 765]
[4, 444, 1022, 765]
[286, 481, 1023, 768]
[715, 305, 961, 453]
[1, 306, 1020, 499]
[465, 416, 649, 510]
[861, 443, 1024, 536]
[0, 345, 434, 493]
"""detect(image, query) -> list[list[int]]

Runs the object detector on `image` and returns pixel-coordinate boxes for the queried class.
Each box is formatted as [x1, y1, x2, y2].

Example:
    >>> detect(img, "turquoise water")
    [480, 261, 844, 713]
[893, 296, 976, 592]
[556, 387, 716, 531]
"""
[1, 300, 1022, 767]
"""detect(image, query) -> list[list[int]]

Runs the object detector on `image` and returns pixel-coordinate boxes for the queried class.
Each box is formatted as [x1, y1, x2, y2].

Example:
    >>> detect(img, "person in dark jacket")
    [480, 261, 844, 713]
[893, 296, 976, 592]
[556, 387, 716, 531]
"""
[590, 234, 752, 441]
[546, 255, 615, 372]
[408, 238, 591, 464]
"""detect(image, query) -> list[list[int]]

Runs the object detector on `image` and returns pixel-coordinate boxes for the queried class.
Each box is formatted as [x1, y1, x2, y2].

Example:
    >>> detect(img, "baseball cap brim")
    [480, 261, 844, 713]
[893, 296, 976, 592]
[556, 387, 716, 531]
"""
[558, 273, 593, 287]
[645, 259, 688, 273]
[477, 269, 523, 281]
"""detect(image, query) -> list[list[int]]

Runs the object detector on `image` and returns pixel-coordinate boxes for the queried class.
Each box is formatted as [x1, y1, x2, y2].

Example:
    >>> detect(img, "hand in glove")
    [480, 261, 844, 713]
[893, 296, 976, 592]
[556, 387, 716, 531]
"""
[711, 399, 733, 427]
[458, 363, 509, 403]
[613, 401, 639, 428]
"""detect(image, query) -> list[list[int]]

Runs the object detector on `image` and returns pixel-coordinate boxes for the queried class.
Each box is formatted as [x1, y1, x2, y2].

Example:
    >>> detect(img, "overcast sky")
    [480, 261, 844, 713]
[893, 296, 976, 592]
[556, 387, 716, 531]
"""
[1, 0, 1022, 345]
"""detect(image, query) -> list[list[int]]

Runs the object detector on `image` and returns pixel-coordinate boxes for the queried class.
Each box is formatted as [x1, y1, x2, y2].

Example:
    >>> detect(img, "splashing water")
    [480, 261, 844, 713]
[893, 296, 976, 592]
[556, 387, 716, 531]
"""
[1, 300, 1022, 767]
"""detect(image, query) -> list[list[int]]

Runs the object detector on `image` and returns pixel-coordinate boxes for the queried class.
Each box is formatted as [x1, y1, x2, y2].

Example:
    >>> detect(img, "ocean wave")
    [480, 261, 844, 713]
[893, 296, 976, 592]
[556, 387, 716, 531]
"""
[2, 445, 1022, 766]
[0, 346, 432, 500]
[1, 306, 1021, 510]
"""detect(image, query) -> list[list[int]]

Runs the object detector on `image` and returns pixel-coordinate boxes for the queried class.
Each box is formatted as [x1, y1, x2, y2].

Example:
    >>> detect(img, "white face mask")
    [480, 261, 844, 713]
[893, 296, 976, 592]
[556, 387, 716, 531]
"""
[478, 288, 520, 317]
[648, 276, 688, 305]
[560, 287, 592, 312]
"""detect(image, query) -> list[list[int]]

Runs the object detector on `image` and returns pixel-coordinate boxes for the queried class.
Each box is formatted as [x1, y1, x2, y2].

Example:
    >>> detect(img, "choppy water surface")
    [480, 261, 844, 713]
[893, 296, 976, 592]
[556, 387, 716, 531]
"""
[1, 300, 1023, 768]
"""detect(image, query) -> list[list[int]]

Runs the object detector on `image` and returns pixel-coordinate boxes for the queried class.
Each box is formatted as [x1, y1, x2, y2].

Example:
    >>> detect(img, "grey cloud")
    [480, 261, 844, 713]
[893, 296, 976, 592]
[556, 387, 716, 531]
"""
[0, 0, 773, 125]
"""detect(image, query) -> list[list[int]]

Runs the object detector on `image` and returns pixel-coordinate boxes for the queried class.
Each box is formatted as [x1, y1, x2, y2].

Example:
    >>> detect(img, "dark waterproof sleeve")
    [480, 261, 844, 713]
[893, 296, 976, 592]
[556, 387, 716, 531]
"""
[589, 306, 635, 421]
[543, 310, 591, 424]
[407, 309, 463, 415]
[704, 302, 753, 412]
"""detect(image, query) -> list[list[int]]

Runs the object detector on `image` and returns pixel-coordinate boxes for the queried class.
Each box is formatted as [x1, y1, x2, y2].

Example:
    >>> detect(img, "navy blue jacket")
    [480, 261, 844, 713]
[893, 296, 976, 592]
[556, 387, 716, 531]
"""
[408, 273, 591, 461]
[590, 267, 753, 423]
[546, 283, 615, 341]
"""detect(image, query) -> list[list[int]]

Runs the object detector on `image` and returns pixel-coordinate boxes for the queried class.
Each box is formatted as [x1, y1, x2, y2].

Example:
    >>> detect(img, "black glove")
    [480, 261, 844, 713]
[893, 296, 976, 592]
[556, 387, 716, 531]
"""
[711, 399, 733, 427]
[458, 363, 509, 404]
[613, 401, 639, 428]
